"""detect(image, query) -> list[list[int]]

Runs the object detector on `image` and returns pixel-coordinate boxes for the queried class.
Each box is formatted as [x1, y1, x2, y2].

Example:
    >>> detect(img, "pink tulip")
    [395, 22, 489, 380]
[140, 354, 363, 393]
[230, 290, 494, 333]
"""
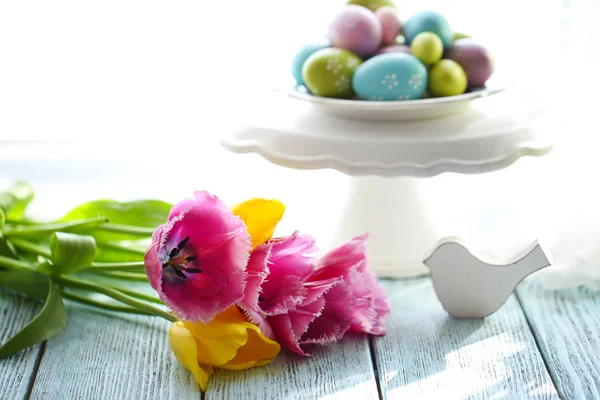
[240, 232, 389, 356]
[238, 232, 317, 339]
[145, 191, 251, 324]
[310, 234, 391, 335]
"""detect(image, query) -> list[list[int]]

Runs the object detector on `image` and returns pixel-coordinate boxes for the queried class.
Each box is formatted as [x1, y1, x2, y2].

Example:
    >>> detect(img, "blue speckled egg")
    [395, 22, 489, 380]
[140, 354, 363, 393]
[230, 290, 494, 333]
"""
[352, 53, 427, 101]
[291, 39, 330, 85]
[403, 10, 452, 48]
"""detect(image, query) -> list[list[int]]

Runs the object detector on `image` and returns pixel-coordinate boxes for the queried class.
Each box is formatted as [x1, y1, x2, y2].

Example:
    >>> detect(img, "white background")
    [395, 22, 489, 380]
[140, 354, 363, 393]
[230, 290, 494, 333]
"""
[1, 0, 599, 287]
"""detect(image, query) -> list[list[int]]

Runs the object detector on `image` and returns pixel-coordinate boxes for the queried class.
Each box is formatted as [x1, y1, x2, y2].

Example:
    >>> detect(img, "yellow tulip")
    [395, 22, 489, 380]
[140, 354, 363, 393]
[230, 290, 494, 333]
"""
[231, 199, 285, 248]
[169, 306, 281, 391]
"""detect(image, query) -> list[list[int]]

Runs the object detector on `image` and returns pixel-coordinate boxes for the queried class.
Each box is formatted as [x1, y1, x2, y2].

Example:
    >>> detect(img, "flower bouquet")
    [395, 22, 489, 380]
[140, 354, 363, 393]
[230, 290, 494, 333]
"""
[0, 181, 390, 391]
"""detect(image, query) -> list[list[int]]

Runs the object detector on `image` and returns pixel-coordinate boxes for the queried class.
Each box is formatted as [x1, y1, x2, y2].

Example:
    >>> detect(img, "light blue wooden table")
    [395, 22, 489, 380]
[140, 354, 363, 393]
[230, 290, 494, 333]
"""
[2, 276, 599, 399]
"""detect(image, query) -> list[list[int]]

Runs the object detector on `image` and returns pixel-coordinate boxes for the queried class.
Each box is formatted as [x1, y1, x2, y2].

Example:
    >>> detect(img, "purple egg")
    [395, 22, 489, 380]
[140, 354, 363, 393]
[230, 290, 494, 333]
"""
[375, 44, 411, 56]
[445, 39, 494, 88]
[328, 5, 382, 58]
[375, 6, 402, 45]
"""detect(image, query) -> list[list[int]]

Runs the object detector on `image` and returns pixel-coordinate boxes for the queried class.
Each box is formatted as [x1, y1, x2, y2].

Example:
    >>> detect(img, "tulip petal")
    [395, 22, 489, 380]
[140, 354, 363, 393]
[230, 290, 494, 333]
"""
[362, 269, 391, 336]
[312, 234, 370, 280]
[238, 243, 274, 338]
[183, 307, 250, 366]
[259, 232, 317, 315]
[311, 234, 390, 335]
[261, 275, 307, 316]
[169, 322, 214, 391]
[268, 314, 307, 356]
[301, 280, 355, 346]
[289, 297, 326, 340]
[231, 198, 285, 248]
[168, 190, 224, 221]
[268, 296, 326, 357]
[345, 263, 378, 333]
[224, 328, 281, 370]
[267, 232, 317, 280]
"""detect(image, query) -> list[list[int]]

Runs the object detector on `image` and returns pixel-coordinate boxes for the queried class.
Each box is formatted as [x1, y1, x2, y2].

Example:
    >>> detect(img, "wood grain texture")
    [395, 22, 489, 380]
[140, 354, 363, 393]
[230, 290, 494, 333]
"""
[28, 300, 199, 400]
[0, 287, 44, 400]
[372, 278, 558, 400]
[206, 334, 378, 400]
[517, 279, 600, 399]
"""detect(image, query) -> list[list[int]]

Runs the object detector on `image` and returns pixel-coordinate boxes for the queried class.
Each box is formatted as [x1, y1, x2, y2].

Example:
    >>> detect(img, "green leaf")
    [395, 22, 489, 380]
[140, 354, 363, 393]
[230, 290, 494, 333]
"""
[49, 232, 96, 274]
[0, 264, 49, 300]
[59, 199, 172, 241]
[0, 181, 34, 220]
[0, 269, 67, 359]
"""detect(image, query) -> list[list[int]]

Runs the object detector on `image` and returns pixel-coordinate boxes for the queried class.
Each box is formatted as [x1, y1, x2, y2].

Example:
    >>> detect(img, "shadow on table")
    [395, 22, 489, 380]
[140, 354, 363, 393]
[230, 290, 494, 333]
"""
[208, 333, 377, 399]
[371, 277, 558, 399]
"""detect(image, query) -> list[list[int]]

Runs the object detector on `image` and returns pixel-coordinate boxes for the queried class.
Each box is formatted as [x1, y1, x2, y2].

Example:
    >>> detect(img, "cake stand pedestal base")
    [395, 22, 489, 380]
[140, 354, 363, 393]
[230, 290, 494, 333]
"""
[331, 176, 436, 278]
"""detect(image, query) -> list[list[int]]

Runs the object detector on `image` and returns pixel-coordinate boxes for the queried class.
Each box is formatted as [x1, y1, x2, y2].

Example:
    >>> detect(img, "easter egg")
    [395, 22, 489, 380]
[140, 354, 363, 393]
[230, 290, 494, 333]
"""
[302, 48, 363, 98]
[445, 39, 494, 88]
[291, 39, 330, 85]
[410, 32, 443, 65]
[375, 7, 402, 45]
[328, 5, 383, 58]
[403, 10, 453, 48]
[375, 44, 411, 56]
[395, 35, 406, 44]
[352, 53, 428, 101]
[428, 59, 467, 97]
[347, 0, 396, 12]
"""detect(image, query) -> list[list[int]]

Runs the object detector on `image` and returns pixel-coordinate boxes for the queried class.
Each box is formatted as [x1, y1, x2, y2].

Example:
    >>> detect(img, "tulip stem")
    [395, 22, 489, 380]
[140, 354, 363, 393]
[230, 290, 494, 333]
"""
[88, 261, 146, 271]
[54, 275, 177, 322]
[3, 217, 110, 238]
[89, 270, 149, 281]
[104, 284, 164, 305]
[0, 254, 32, 270]
[93, 223, 155, 237]
[8, 238, 52, 259]
[5, 218, 37, 225]
[60, 290, 154, 316]
[9, 240, 146, 272]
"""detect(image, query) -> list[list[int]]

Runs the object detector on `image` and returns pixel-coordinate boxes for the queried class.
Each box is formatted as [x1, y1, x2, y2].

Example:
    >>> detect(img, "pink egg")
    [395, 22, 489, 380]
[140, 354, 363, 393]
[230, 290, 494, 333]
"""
[375, 44, 411, 56]
[445, 39, 495, 88]
[375, 6, 402, 45]
[327, 5, 382, 58]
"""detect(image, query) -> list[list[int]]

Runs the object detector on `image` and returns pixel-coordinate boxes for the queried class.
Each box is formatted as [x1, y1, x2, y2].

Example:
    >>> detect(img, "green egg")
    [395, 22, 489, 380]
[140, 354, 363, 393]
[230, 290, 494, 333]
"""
[452, 31, 471, 42]
[302, 48, 362, 99]
[410, 32, 443, 65]
[347, 0, 396, 12]
[428, 59, 467, 97]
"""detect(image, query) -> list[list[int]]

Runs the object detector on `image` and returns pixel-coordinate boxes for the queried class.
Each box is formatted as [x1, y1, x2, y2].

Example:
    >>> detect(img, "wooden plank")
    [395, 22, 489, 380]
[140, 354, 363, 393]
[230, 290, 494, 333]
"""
[0, 287, 44, 400]
[29, 299, 199, 399]
[373, 278, 558, 399]
[206, 334, 378, 399]
[516, 279, 600, 399]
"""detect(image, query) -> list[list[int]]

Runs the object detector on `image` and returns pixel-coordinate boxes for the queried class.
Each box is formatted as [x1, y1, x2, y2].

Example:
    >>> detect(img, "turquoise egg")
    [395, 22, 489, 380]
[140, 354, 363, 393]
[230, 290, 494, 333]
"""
[352, 53, 428, 101]
[403, 10, 452, 48]
[291, 39, 330, 85]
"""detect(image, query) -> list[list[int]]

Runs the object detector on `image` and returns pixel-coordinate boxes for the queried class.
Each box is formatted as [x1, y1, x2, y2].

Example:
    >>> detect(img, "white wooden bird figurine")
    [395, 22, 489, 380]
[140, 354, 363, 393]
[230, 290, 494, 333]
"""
[423, 237, 552, 318]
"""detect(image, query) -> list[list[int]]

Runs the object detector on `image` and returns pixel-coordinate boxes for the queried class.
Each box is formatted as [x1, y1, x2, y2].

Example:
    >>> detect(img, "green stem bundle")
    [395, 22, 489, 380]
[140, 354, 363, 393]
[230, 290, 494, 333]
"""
[54, 275, 176, 323]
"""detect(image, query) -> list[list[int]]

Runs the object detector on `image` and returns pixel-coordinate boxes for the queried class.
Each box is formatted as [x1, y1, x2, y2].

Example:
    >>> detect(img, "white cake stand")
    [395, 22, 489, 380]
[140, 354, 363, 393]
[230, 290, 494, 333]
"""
[221, 86, 555, 278]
